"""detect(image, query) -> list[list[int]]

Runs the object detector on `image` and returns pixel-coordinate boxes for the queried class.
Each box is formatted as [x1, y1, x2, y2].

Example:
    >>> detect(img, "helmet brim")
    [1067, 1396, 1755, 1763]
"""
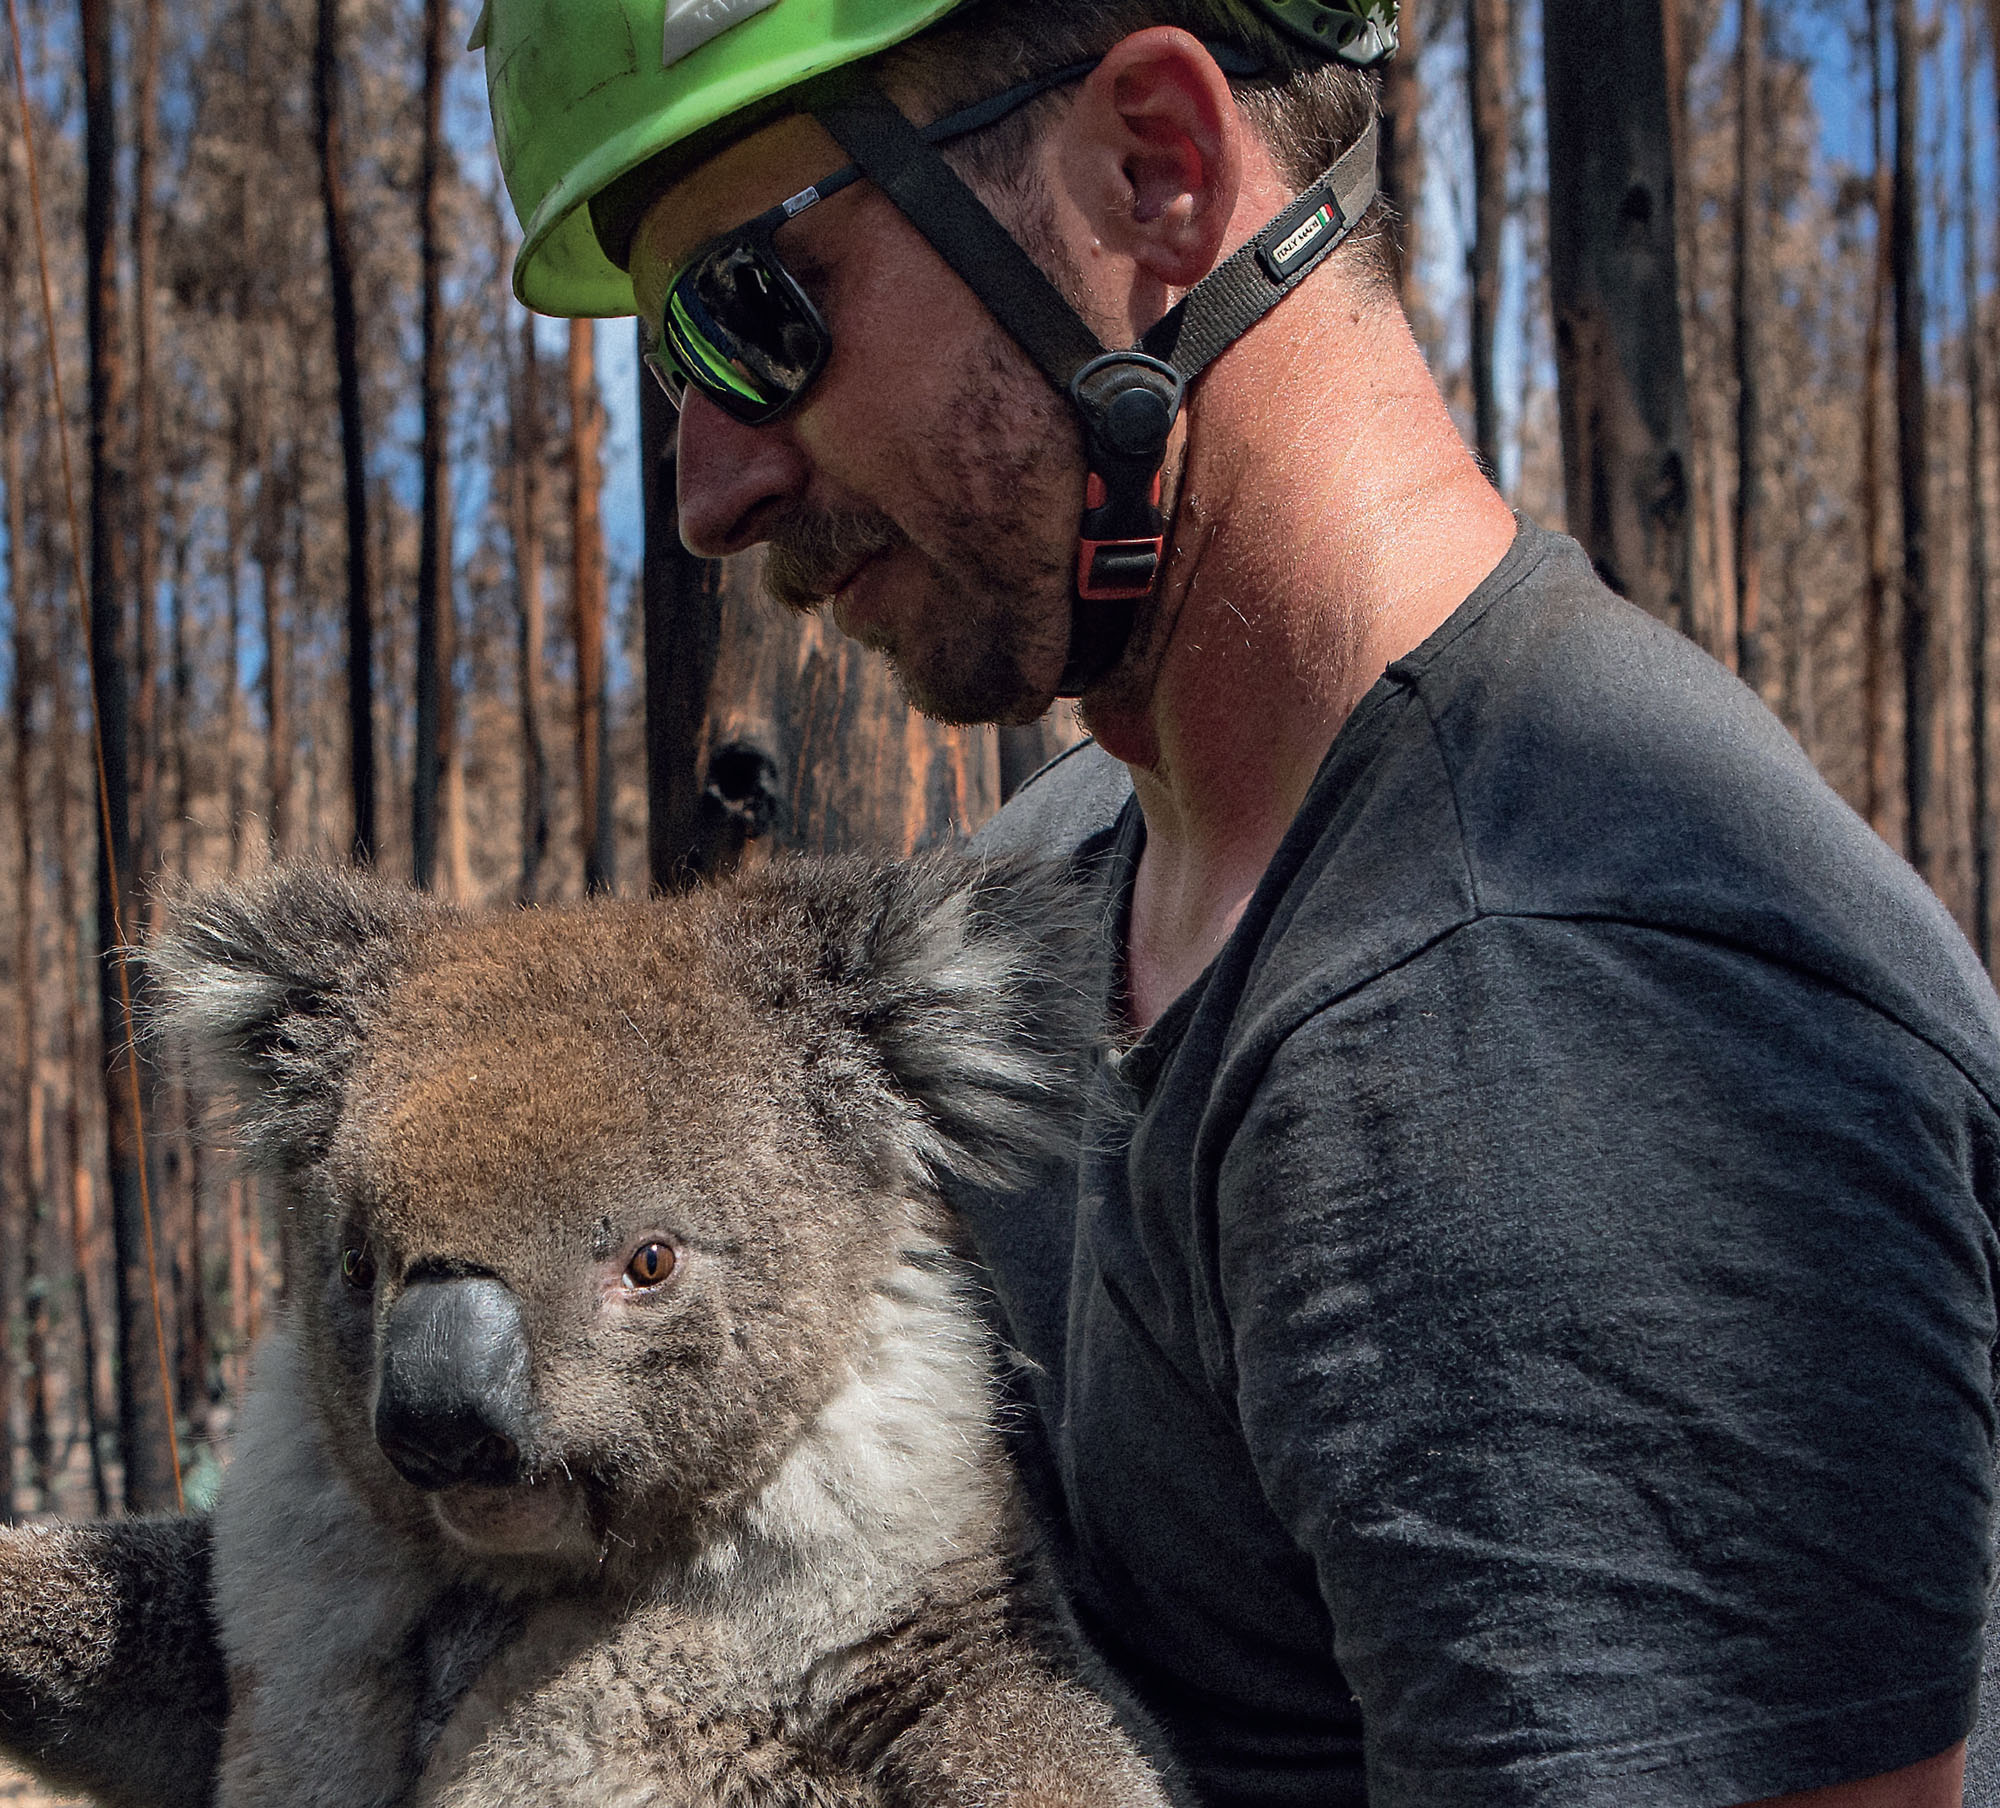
[505, 0, 963, 317]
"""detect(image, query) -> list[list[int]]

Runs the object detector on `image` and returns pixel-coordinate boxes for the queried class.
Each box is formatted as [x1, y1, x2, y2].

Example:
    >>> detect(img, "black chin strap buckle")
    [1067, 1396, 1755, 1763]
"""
[1059, 353, 1185, 695]
[805, 72, 1378, 702]
[1072, 353, 1183, 602]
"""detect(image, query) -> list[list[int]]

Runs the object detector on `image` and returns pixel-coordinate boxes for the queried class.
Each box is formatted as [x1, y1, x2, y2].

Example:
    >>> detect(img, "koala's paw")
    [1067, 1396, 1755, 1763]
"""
[881, 1668, 1177, 1808]
[0, 1517, 227, 1808]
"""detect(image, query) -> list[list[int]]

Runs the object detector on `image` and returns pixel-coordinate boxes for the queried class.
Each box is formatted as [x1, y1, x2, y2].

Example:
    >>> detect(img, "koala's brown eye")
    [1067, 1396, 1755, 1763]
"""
[623, 1242, 676, 1290]
[341, 1245, 377, 1292]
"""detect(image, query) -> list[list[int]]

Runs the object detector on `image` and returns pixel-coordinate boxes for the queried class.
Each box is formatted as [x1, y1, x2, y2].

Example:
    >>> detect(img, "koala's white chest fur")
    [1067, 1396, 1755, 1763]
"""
[214, 1328, 450, 1808]
[213, 1237, 1015, 1808]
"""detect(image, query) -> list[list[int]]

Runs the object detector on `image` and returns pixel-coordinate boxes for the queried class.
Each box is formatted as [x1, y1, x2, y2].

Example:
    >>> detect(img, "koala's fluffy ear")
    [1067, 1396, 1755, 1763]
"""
[739, 853, 1104, 1194]
[144, 863, 438, 1170]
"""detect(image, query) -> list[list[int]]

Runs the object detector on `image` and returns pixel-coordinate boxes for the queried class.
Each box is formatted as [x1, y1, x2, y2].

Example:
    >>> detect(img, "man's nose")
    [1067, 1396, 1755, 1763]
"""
[675, 389, 810, 559]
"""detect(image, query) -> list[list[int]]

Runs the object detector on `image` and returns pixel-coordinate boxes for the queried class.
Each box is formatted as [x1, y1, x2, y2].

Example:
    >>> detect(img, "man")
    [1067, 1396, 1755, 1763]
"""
[484, 1, 1998, 1802]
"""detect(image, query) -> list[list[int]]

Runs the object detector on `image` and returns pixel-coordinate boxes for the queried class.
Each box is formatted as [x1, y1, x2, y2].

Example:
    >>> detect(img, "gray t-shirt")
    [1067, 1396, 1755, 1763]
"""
[968, 522, 2000, 1808]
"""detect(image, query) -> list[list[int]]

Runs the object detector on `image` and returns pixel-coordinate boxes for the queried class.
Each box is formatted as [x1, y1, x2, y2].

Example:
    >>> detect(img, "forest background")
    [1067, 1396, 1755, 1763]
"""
[0, 0, 1990, 1528]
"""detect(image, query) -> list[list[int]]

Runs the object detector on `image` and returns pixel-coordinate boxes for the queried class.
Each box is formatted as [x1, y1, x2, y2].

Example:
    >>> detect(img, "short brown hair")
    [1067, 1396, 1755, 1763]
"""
[879, 0, 1394, 292]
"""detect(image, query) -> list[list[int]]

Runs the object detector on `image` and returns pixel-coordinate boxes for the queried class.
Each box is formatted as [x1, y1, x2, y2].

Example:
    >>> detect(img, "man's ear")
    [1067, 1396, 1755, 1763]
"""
[144, 864, 439, 1171]
[1062, 27, 1246, 298]
[731, 853, 1104, 1195]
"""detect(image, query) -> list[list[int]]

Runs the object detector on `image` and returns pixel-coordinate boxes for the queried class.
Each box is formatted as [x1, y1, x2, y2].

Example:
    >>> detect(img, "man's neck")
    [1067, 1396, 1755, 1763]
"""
[1081, 298, 1519, 1031]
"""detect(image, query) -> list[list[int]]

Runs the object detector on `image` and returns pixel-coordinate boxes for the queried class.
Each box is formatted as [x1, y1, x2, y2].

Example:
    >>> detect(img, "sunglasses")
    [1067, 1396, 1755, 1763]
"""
[643, 59, 1107, 426]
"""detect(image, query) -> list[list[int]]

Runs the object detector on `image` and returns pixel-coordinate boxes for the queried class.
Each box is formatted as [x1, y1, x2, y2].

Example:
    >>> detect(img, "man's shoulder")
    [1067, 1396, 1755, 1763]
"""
[969, 737, 1133, 864]
[1253, 523, 2000, 1101]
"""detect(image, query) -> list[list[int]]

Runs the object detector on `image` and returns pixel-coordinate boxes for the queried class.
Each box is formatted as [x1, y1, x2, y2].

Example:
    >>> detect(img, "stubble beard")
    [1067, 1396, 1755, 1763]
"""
[757, 341, 1076, 728]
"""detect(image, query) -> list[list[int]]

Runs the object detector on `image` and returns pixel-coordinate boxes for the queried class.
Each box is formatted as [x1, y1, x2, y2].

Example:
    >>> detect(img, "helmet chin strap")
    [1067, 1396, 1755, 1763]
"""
[806, 69, 1378, 698]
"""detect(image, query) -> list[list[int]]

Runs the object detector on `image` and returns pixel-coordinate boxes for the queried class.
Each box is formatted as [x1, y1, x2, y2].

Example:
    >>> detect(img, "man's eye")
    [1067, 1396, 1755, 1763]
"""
[623, 1243, 677, 1290]
[341, 1245, 377, 1292]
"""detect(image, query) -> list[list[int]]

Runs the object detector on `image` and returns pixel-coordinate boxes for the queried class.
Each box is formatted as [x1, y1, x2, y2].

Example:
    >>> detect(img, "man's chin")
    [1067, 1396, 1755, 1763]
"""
[887, 648, 1060, 730]
[772, 553, 1070, 726]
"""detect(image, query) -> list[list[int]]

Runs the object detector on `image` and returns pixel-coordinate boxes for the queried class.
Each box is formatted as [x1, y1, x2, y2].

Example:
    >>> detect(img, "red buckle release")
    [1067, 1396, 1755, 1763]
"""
[1076, 471, 1166, 601]
[1077, 537, 1165, 601]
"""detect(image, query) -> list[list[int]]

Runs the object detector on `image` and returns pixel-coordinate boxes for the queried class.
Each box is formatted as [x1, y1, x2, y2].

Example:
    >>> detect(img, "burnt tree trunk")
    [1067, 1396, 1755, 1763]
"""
[169, 529, 192, 876]
[1733, 0, 1767, 695]
[171, 1100, 209, 1441]
[134, 0, 179, 1461]
[1542, 0, 1695, 636]
[0, 113, 42, 1511]
[4, 368, 29, 1520]
[413, 0, 462, 894]
[698, 559, 1003, 865]
[1466, 0, 1510, 478]
[1891, 0, 1933, 879]
[1379, 0, 1426, 325]
[82, 0, 177, 1514]
[255, 415, 292, 855]
[165, 517, 210, 1442]
[50, 598, 111, 1517]
[315, 0, 376, 864]
[130, 0, 161, 920]
[511, 311, 551, 901]
[1862, 0, 1893, 832]
[1965, 19, 1992, 962]
[639, 329, 722, 891]
[1662, 0, 1733, 662]
[224, 408, 248, 873]
[1659, 0, 1689, 171]
[570, 321, 613, 895]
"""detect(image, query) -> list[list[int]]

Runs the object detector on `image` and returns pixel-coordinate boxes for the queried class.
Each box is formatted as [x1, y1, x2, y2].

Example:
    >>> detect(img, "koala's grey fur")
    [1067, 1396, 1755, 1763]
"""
[0, 855, 1172, 1808]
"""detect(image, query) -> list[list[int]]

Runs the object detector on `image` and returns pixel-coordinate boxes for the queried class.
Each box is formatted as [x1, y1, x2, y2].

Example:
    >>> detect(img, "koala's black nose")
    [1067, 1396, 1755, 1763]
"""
[374, 1277, 532, 1491]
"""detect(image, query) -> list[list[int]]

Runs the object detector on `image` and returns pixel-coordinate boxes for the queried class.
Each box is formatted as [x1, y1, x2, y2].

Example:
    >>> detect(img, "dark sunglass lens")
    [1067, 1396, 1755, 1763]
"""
[667, 240, 826, 422]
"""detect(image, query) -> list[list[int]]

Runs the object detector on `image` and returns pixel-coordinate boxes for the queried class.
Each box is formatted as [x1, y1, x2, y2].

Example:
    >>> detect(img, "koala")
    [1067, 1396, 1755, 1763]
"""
[0, 855, 1170, 1808]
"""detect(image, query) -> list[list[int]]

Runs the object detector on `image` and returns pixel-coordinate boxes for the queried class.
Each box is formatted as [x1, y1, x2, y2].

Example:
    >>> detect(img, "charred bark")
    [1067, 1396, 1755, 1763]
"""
[224, 409, 248, 874]
[1862, 0, 1892, 832]
[82, 0, 177, 1514]
[1379, 0, 1427, 324]
[168, 529, 192, 876]
[511, 312, 551, 902]
[255, 422, 292, 855]
[49, 609, 111, 1519]
[1965, 18, 1991, 962]
[699, 557, 1002, 859]
[130, 0, 162, 917]
[639, 329, 722, 891]
[1466, 0, 1511, 478]
[1891, 0, 1933, 879]
[1733, 0, 1767, 694]
[1542, 0, 1695, 636]
[1662, 0, 1733, 663]
[315, 0, 376, 865]
[413, 0, 461, 894]
[570, 321, 614, 895]
[4, 363, 29, 1520]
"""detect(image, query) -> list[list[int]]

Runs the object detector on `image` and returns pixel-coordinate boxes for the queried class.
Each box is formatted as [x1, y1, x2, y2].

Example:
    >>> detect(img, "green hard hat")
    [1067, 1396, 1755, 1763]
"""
[480, 0, 1398, 319]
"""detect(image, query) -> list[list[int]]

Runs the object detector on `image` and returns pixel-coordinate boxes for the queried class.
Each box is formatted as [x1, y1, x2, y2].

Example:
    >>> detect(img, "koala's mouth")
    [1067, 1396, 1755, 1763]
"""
[430, 1478, 594, 1560]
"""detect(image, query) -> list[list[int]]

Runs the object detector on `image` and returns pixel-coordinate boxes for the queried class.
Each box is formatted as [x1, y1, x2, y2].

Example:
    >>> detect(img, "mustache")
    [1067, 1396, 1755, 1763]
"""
[763, 507, 907, 615]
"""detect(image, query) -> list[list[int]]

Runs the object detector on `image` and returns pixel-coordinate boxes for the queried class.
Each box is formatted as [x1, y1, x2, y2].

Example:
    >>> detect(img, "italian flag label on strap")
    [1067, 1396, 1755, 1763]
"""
[663, 0, 781, 68]
[1260, 193, 1342, 284]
